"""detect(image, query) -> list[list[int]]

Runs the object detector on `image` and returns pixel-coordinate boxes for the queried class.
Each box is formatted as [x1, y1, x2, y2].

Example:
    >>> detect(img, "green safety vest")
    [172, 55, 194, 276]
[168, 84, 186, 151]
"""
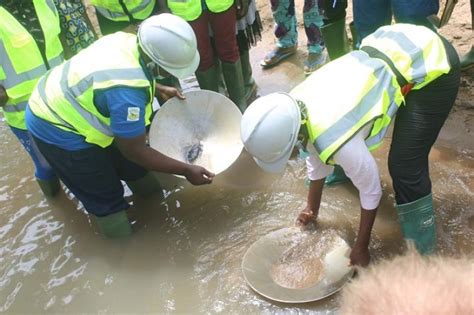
[290, 24, 451, 165]
[90, 0, 155, 22]
[0, 0, 64, 130]
[28, 32, 155, 148]
[167, 0, 234, 21]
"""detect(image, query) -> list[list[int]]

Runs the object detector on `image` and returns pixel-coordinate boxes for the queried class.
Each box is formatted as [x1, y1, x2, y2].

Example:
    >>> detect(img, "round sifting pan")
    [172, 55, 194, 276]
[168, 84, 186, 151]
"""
[149, 90, 243, 175]
[242, 227, 354, 303]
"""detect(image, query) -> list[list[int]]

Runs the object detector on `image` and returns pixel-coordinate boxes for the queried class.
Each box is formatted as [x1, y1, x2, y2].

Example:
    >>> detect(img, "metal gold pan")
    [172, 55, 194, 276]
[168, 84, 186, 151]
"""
[242, 227, 354, 303]
[149, 90, 243, 175]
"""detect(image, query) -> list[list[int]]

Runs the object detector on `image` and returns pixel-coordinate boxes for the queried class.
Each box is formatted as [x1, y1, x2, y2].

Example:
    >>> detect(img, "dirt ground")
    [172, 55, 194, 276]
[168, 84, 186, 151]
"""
[253, 0, 473, 153]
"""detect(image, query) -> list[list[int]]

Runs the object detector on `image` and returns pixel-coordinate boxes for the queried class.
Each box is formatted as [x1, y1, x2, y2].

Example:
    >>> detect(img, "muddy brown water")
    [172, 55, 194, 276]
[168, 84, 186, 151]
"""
[1, 113, 473, 313]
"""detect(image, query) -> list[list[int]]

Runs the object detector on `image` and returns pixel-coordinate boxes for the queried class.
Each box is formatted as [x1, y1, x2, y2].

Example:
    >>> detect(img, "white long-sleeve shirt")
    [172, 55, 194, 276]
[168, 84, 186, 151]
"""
[305, 125, 382, 210]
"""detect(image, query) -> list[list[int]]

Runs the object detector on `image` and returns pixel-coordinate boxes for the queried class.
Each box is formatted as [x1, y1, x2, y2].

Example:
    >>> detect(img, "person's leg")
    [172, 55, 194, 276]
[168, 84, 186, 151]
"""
[303, 0, 326, 74]
[319, 0, 350, 61]
[189, 12, 219, 92]
[388, 38, 460, 254]
[260, 0, 298, 68]
[460, 0, 474, 70]
[353, 0, 392, 41]
[9, 127, 60, 197]
[392, 0, 439, 32]
[33, 137, 132, 238]
[107, 144, 161, 198]
[210, 6, 247, 111]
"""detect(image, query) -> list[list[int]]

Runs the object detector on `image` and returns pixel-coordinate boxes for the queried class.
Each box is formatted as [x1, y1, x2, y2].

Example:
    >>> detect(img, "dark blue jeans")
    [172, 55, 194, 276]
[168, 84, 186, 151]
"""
[353, 0, 439, 41]
[388, 37, 460, 205]
[33, 137, 147, 217]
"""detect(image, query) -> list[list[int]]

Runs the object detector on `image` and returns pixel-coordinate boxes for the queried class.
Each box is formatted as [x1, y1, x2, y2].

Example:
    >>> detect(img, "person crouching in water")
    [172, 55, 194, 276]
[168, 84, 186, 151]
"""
[26, 14, 214, 239]
[240, 24, 460, 266]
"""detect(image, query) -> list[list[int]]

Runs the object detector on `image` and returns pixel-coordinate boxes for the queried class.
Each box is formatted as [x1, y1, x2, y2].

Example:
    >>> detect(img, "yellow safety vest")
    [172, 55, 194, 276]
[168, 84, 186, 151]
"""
[90, 0, 155, 22]
[290, 24, 450, 165]
[167, 0, 234, 21]
[28, 32, 154, 148]
[0, 0, 64, 130]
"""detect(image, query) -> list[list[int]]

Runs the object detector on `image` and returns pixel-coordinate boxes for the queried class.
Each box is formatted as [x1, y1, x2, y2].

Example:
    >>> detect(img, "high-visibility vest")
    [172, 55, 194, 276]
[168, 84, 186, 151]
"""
[167, 0, 234, 21]
[90, 0, 155, 22]
[28, 32, 154, 148]
[0, 0, 64, 130]
[290, 24, 451, 165]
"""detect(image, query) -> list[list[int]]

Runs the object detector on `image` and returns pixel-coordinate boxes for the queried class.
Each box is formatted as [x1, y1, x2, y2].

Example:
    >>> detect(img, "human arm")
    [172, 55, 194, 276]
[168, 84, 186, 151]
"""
[0, 85, 8, 107]
[115, 134, 214, 185]
[333, 129, 382, 266]
[100, 86, 214, 184]
[297, 154, 334, 225]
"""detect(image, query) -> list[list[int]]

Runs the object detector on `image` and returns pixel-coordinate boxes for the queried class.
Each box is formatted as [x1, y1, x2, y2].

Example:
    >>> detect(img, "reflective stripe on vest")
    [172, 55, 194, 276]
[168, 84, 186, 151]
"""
[167, 0, 233, 21]
[29, 33, 154, 148]
[91, 0, 155, 21]
[291, 24, 451, 165]
[0, 0, 64, 129]
[361, 24, 450, 90]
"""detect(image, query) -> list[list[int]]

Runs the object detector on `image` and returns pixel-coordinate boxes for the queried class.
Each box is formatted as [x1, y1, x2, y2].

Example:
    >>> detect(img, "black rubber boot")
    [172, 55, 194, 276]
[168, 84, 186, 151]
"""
[195, 65, 219, 92]
[320, 18, 350, 61]
[460, 46, 474, 71]
[349, 21, 360, 50]
[36, 177, 61, 197]
[221, 59, 247, 112]
[126, 172, 162, 199]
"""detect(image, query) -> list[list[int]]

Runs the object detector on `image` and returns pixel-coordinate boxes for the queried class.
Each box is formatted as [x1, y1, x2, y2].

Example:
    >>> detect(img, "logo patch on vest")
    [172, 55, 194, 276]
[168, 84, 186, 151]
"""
[127, 107, 140, 122]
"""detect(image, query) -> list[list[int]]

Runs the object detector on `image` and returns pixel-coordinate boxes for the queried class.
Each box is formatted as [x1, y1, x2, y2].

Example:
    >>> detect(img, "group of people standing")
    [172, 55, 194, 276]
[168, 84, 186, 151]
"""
[0, 0, 472, 266]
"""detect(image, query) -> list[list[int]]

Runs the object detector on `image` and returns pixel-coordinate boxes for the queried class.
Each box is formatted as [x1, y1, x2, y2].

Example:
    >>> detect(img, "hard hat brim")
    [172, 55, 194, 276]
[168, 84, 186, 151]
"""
[252, 146, 294, 174]
[158, 50, 200, 80]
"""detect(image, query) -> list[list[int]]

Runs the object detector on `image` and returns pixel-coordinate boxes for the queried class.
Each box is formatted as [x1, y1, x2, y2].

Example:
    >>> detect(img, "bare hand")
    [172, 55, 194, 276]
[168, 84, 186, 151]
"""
[0, 85, 8, 107]
[184, 165, 215, 185]
[349, 246, 371, 267]
[156, 83, 185, 102]
[296, 205, 317, 226]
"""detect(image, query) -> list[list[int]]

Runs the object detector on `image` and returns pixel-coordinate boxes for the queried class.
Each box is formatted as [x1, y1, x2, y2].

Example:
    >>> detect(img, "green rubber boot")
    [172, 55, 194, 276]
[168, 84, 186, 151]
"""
[325, 165, 350, 186]
[240, 50, 257, 103]
[396, 193, 436, 255]
[36, 177, 60, 197]
[95, 210, 132, 238]
[221, 59, 247, 112]
[195, 65, 219, 92]
[320, 17, 350, 61]
[460, 46, 474, 71]
[126, 172, 161, 199]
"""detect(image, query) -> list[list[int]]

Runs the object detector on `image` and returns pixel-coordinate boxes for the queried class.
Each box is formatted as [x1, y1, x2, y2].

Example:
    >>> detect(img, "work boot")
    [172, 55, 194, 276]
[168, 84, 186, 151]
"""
[221, 59, 247, 112]
[195, 65, 219, 92]
[126, 172, 162, 199]
[95, 210, 132, 238]
[240, 50, 257, 103]
[320, 18, 350, 61]
[396, 193, 436, 255]
[460, 46, 474, 71]
[349, 21, 360, 50]
[325, 165, 350, 186]
[36, 177, 60, 197]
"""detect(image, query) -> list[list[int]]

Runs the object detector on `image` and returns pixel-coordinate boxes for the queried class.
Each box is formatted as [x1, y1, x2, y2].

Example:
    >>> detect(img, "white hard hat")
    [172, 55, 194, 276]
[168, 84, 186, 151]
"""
[241, 92, 301, 173]
[138, 13, 199, 79]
